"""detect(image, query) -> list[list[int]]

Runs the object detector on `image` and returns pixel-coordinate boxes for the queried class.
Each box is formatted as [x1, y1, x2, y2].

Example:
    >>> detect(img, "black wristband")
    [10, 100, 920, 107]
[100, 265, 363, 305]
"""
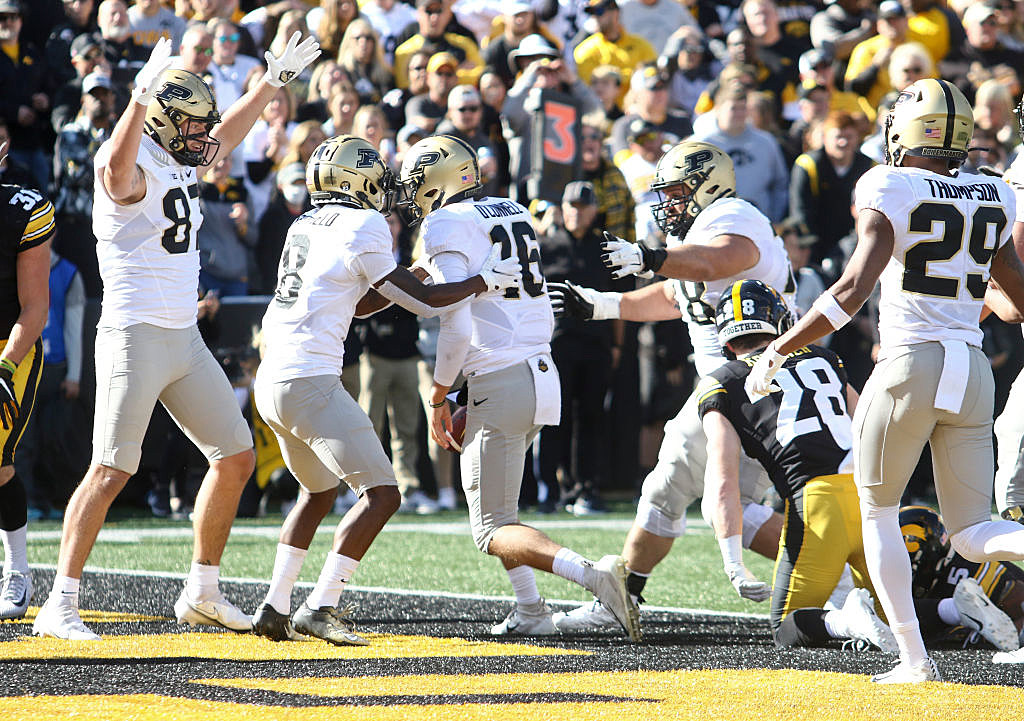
[643, 245, 668, 273]
[428, 399, 447, 408]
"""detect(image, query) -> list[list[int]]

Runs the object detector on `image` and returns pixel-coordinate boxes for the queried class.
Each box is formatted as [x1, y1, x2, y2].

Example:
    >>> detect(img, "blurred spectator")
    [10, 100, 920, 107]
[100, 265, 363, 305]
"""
[961, 124, 1009, 175]
[381, 48, 429, 130]
[859, 89, 901, 163]
[507, 32, 560, 75]
[845, 0, 919, 108]
[237, 0, 307, 52]
[324, 84, 360, 135]
[0, 120, 36, 189]
[777, 217, 828, 321]
[741, 0, 807, 88]
[695, 27, 790, 115]
[338, 17, 394, 105]
[393, 0, 483, 89]
[0, 0, 53, 189]
[903, 0, 965, 65]
[197, 155, 255, 298]
[590, 64, 624, 124]
[616, 118, 662, 204]
[618, 0, 698, 55]
[404, 51, 459, 131]
[539, 181, 625, 514]
[610, 64, 691, 156]
[352, 103, 396, 168]
[660, 27, 720, 117]
[973, 78, 1020, 151]
[45, 0, 98, 88]
[51, 33, 113, 133]
[242, 83, 295, 223]
[573, 0, 656, 105]
[482, 2, 541, 87]
[173, 23, 215, 76]
[15, 248, 85, 520]
[97, 0, 146, 85]
[809, 0, 876, 71]
[791, 46, 872, 122]
[943, 3, 1024, 103]
[886, 41, 935, 93]
[502, 53, 599, 202]
[436, 84, 500, 194]
[209, 19, 261, 106]
[785, 83, 830, 159]
[128, 0, 186, 53]
[298, 59, 352, 122]
[394, 122, 429, 168]
[580, 113, 636, 243]
[478, 67, 507, 113]
[362, 0, 417, 65]
[52, 71, 114, 299]
[280, 118, 327, 174]
[308, 0, 360, 58]
[693, 83, 789, 222]
[255, 162, 310, 295]
[789, 110, 873, 265]
[748, 90, 791, 159]
[264, 8, 310, 71]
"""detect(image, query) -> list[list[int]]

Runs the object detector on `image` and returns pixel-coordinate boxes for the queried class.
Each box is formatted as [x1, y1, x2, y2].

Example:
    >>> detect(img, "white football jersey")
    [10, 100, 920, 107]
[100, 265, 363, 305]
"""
[93, 136, 204, 329]
[669, 197, 793, 377]
[259, 205, 397, 380]
[855, 164, 1016, 349]
[421, 197, 553, 377]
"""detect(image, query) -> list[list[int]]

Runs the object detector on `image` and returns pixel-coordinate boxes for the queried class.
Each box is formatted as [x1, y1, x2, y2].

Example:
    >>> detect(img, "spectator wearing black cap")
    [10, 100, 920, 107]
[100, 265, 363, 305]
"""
[538, 180, 625, 515]
[616, 118, 663, 205]
[50, 33, 112, 133]
[573, 0, 656, 106]
[52, 71, 115, 299]
[791, 46, 871, 123]
[393, 0, 483, 90]
[0, 0, 53, 189]
[609, 63, 691, 157]
[660, 27, 720, 117]
[785, 82, 829, 160]
[45, 0, 99, 89]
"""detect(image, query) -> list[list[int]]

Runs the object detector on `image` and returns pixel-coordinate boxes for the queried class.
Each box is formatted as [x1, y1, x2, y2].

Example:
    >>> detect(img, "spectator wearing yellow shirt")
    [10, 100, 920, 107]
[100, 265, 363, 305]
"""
[393, 0, 483, 90]
[845, 0, 925, 109]
[573, 0, 656, 105]
[903, 0, 965, 65]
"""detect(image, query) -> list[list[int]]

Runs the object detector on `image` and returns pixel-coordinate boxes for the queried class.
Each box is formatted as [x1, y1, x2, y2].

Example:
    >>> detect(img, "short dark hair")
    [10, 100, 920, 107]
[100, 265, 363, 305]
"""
[728, 333, 776, 354]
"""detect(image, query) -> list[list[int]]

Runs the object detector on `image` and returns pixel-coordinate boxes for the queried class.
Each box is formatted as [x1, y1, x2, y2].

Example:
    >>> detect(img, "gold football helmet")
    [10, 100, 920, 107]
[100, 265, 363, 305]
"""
[144, 69, 221, 167]
[884, 78, 973, 167]
[397, 134, 481, 225]
[650, 139, 735, 237]
[305, 135, 394, 212]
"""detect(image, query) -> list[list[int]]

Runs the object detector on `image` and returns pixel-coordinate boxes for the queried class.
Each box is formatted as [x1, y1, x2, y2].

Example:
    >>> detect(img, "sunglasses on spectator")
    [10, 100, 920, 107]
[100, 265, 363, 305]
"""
[424, 5, 443, 14]
[589, 5, 609, 16]
[217, 33, 240, 43]
[190, 45, 214, 56]
[455, 105, 481, 112]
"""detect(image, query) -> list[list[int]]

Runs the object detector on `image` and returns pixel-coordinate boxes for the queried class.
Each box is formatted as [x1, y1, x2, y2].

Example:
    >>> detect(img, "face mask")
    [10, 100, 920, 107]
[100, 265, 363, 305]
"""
[282, 184, 308, 206]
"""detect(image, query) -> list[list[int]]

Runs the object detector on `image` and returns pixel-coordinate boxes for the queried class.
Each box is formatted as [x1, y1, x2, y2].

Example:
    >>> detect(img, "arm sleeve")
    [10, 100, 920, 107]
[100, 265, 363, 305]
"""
[431, 250, 474, 387]
[695, 374, 731, 421]
[63, 272, 85, 384]
[352, 250, 399, 285]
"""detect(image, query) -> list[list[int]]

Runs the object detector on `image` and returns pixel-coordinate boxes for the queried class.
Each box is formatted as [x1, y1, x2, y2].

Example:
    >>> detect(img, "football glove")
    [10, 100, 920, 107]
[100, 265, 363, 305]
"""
[478, 244, 522, 293]
[744, 340, 786, 400]
[600, 231, 667, 280]
[264, 32, 321, 87]
[548, 281, 621, 320]
[725, 562, 770, 602]
[132, 37, 174, 106]
[0, 362, 19, 431]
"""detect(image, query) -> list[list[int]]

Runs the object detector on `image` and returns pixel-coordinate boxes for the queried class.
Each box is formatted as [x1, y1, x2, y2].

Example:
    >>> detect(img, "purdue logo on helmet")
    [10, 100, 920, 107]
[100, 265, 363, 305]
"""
[714, 279, 794, 356]
[884, 78, 973, 167]
[397, 135, 481, 226]
[144, 69, 222, 167]
[650, 140, 735, 237]
[899, 505, 951, 598]
[305, 134, 394, 212]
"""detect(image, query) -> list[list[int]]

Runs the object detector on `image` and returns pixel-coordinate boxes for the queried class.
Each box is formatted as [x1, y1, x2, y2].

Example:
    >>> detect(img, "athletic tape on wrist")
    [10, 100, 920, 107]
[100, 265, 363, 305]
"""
[812, 292, 852, 330]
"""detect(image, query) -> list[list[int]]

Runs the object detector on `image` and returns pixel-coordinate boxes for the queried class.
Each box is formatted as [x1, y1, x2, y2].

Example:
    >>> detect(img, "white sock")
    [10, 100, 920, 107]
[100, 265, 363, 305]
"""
[265, 543, 308, 615]
[1, 524, 28, 575]
[51, 574, 80, 607]
[861, 502, 929, 666]
[506, 565, 541, 606]
[822, 609, 848, 639]
[185, 562, 220, 601]
[950, 520, 1024, 561]
[551, 547, 588, 586]
[305, 552, 359, 610]
[937, 597, 962, 626]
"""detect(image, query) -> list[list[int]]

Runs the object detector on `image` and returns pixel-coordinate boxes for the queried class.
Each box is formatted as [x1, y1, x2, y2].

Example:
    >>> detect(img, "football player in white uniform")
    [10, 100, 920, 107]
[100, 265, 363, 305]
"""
[250, 135, 520, 645]
[748, 78, 1024, 683]
[33, 34, 322, 640]
[548, 140, 793, 632]
[400, 135, 641, 642]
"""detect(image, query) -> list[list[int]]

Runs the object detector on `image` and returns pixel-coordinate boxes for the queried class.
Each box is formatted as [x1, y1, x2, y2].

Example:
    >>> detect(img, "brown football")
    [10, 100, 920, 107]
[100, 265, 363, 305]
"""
[445, 405, 467, 453]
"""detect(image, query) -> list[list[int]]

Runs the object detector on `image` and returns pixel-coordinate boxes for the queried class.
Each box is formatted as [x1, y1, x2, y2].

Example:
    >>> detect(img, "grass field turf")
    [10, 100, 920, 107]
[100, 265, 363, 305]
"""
[3, 507, 1023, 718]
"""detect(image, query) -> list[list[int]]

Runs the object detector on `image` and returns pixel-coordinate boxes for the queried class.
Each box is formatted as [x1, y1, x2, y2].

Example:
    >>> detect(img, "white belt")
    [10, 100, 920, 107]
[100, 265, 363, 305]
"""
[934, 340, 969, 414]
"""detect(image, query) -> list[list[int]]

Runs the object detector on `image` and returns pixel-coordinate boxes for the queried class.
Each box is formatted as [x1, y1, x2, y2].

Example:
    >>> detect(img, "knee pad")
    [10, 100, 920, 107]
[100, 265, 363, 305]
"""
[741, 502, 774, 548]
[636, 498, 685, 538]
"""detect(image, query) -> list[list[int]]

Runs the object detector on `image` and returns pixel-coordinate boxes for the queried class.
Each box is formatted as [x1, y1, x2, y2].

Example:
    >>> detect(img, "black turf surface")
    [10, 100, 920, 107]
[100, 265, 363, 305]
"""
[1, 568, 1022, 703]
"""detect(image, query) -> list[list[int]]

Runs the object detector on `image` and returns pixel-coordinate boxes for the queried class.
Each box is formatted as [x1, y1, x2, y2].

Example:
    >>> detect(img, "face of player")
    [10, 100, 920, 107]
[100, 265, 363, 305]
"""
[659, 184, 688, 224]
[182, 118, 216, 152]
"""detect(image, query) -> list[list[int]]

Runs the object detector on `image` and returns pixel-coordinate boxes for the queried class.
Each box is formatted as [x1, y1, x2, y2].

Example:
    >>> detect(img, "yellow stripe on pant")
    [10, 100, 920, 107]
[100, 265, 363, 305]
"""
[0, 337, 42, 467]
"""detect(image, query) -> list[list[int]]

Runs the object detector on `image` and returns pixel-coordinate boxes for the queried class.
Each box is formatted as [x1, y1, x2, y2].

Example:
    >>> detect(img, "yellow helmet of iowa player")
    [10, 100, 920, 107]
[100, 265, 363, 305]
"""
[899, 505, 950, 598]
[396, 134, 481, 226]
[884, 78, 973, 167]
[305, 134, 394, 212]
[650, 139, 735, 237]
[143, 69, 222, 167]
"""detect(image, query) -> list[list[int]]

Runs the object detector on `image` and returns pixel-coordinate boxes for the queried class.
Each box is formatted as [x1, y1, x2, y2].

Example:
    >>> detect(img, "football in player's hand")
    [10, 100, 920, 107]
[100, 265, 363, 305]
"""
[445, 405, 467, 453]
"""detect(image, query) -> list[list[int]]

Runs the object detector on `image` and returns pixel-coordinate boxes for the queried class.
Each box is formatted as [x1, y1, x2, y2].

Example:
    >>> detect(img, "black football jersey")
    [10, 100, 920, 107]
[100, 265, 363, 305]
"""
[0, 184, 55, 338]
[696, 345, 853, 499]
[924, 551, 1024, 607]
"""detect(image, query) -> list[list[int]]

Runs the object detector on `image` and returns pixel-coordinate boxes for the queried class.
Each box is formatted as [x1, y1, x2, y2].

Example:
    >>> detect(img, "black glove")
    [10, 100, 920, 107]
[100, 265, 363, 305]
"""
[0, 362, 19, 431]
[548, 281, 593, 320]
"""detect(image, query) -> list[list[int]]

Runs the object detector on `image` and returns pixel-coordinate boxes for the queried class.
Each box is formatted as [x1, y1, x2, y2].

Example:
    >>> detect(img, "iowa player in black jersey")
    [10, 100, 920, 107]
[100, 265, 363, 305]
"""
[0, 176, 56, 621]
[900, 505, 1023, 655]
[697, 279, 897, 652]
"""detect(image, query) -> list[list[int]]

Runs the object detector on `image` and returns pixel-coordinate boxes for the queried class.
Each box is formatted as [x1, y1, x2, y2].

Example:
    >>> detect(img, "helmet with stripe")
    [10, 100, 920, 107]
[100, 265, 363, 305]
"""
[396, 134, 481, 226]
[714, 279, 794, 352]
[305, 134, 394, 212]
[899, 505, 951, 598]
[884, 78, 973, 167]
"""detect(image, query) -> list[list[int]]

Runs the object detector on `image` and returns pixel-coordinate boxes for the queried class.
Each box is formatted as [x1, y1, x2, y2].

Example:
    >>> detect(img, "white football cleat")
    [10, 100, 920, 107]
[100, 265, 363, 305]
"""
[490, 599, 558, 635]
[581, 555, 641, 642]
[871, 657, 941, 684]
[953, 577, 1020, 652]
[0, 570, 32, 620]
[551, 599, 619, 633]
[992, 647, 1024, 663]
[839, 588, 898, 653]
[32, 598, 101, 640]
[174, 589, 253, 632]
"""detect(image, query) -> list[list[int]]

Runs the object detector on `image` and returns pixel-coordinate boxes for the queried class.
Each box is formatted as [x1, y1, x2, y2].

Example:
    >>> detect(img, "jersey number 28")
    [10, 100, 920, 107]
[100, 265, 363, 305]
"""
[773, 356, 852, 450]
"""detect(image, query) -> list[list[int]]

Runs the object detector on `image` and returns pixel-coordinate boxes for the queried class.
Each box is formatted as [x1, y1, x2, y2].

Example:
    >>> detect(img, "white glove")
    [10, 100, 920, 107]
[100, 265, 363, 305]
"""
[601, 238, 653, 280]
[264, 31, 321, 87]
[478, 244, 522, 293]
[132, 36, 174, 106]
[744, 340, 787, 400]
[725, 562, 770, 602]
